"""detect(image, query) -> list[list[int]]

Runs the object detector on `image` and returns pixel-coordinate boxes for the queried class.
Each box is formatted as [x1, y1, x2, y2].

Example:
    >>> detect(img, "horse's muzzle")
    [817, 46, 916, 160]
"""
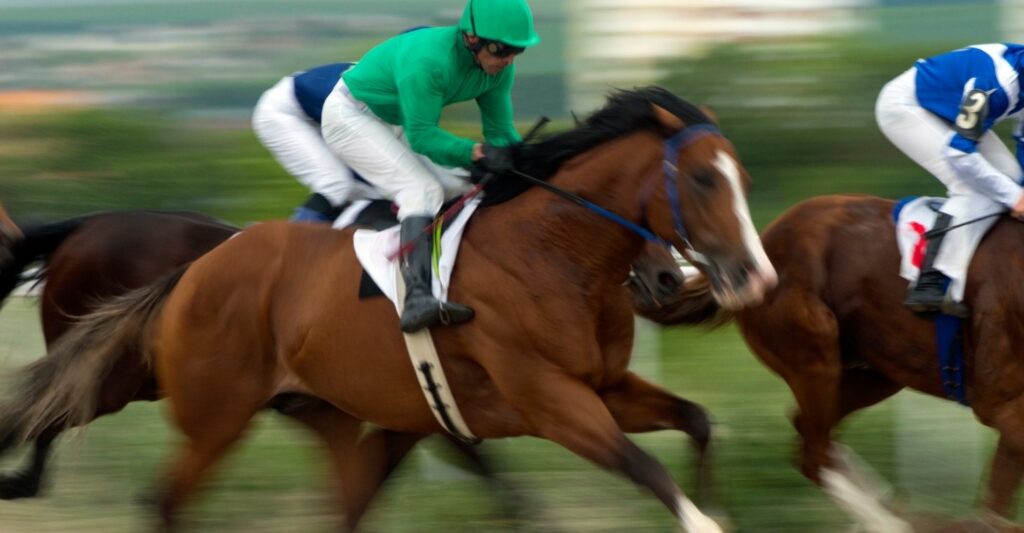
[705, 255, 777, 310]
[627, 265, 686, 313]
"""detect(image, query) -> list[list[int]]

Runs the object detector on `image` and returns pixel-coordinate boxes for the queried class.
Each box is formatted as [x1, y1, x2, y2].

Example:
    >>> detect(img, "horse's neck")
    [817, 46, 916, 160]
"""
[484, 132, 662, 286]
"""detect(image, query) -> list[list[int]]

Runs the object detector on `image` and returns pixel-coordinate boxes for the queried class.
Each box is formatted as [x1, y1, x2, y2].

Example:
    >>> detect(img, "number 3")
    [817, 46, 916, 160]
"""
[955, 90, 989, 136]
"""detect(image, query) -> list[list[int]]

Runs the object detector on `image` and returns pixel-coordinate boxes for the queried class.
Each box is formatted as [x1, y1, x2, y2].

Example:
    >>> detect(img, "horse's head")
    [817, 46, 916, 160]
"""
[642, 98, 776, 310]
[0, 202, 23, 268]
[628, 241, 686, 314]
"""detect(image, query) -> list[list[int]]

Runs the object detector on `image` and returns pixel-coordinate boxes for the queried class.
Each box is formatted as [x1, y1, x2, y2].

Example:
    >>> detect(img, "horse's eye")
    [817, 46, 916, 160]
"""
[691, 170, 716, 189]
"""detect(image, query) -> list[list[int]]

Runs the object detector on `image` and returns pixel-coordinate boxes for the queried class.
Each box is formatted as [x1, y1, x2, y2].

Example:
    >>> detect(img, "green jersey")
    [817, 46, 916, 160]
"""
[342, 26, 520, 168]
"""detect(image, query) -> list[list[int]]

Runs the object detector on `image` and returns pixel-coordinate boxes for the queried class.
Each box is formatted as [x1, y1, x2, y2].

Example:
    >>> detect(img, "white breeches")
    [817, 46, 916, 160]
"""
[320, 80, 472, 221]
[875, 67, 1023, 299]
[252, 76, 378, 206]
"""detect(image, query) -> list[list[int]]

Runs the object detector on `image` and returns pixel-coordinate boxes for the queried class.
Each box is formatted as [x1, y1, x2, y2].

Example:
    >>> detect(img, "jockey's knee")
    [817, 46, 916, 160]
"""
[395, 181, 444, 220]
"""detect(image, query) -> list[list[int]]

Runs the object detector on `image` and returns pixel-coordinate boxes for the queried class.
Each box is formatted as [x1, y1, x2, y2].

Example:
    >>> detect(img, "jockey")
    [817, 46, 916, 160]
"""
[320, 0, 541, 333]
[876, 44, 1024, 314]
[253, 62, 381, 223]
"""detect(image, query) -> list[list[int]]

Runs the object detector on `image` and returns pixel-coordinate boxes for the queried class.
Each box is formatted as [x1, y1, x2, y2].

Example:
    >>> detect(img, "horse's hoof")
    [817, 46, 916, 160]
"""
[0, 471, 42, 500]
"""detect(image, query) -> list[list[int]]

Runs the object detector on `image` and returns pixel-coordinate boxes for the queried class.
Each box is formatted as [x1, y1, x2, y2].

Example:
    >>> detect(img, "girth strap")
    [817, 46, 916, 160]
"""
[394, 268, 479, 444]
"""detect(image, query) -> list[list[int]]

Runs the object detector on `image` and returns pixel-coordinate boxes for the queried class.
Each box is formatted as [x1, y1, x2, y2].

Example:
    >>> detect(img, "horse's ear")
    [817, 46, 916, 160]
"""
[651, 103, 685, 134]
[698, 104, 719, 125]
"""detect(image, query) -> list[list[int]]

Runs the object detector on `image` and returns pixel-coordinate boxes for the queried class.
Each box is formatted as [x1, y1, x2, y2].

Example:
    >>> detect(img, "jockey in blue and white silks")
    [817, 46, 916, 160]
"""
[876, 43, 1024, 313]
[252, 62, 381, 222]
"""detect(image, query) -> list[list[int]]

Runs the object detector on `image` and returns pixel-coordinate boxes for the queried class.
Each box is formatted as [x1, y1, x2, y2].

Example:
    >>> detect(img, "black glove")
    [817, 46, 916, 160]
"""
[477, 143, 516, 175]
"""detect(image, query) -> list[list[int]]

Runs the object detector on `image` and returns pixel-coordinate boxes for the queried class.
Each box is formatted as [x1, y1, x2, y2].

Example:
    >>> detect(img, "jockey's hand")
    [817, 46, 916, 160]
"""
[475, 143, 515, 175]
[1013, 193, 1024, 221]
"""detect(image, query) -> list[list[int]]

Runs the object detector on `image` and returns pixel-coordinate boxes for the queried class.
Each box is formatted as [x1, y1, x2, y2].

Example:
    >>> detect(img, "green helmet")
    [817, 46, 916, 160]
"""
[458, 0, 541, 49]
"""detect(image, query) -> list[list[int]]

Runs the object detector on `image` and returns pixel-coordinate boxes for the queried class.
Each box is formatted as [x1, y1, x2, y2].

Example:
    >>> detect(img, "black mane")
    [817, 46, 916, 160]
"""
[482, 86, 711, 206]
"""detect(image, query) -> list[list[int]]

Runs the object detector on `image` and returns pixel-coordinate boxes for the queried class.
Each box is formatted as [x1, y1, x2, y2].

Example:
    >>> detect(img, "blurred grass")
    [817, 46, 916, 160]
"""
[0, 297, 998, 532]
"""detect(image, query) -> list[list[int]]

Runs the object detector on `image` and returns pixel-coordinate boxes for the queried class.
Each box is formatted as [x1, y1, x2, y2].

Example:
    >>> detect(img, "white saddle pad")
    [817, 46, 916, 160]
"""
[352, 197, 480, 306]
[894, 196, 968, 299]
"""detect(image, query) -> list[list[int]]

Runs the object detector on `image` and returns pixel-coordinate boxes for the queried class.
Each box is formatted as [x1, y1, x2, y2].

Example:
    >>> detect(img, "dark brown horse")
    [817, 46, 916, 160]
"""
[0, 206, 698, 510]
[643, 194, 1024, 531]
[0, 87, 774, 531]
[0, 210, 236, 498]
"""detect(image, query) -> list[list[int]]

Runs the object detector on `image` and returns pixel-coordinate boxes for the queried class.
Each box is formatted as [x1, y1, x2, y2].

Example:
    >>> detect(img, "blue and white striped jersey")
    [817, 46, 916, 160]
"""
[915, 44, 1024, 155]
[913, 43, 1024, 205]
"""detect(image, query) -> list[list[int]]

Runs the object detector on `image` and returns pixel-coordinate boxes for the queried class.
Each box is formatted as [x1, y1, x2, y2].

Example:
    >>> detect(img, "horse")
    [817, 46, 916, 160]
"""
[0, 86, 775, 531]
[642, 193, 1024, 531]
[0, 211, 699, 511]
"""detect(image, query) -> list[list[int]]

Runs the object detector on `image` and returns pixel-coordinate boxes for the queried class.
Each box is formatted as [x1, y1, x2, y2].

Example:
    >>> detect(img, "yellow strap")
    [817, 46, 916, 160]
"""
[431, 218, 442, 279]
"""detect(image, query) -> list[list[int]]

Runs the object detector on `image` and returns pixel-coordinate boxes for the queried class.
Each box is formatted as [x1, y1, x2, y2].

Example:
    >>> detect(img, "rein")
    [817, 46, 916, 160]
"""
[509, 168, 664, 242]
[388, 118, 551, 261]
[923, 211, 1003, 239]
[390, 118, 728, 266]
[507, 122, 725, 264]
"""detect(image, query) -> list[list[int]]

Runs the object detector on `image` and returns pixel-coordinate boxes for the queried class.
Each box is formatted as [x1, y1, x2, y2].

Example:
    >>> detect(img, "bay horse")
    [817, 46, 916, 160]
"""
[0, 215, 700, 514]
[0, 210, 564, 518]
[0, 87, 775, 531]
[642, 194, 1024, 531]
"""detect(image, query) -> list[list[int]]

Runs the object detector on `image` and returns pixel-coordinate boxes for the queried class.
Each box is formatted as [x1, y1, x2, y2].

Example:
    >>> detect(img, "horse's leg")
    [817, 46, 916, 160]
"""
[824, 369, 904, 500]
[0, 435, 53, 499]
[599, 371, 713, 505]
[156, 393, 262, 527]
[788, 370, 908, 532]
[283, 403, 426, 531]
[973, 321, 1024, 523]
[499, 370, 721, 532]
[982, 435, 1024, 523]
[440, 436, 533, 521]
[741, 304, 910, 532]
[156, 336, 267, 528]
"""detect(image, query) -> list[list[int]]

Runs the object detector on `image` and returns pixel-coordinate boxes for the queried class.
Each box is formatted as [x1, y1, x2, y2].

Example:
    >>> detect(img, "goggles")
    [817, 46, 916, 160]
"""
[483, 40, 525, 58]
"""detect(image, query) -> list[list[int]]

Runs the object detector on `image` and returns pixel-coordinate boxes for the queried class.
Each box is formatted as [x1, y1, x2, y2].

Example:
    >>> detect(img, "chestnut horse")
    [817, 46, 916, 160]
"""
[0, 207, 701, 514]
[0, 87, 775, 531]
[645, 194, 1024, 531]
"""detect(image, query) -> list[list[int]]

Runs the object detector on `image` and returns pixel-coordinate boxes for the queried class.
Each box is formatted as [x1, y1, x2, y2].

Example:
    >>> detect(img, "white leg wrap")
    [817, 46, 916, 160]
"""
[829, 443, 896, 503]
[677, 495, 723, 533]
[821, 468, 912, 533]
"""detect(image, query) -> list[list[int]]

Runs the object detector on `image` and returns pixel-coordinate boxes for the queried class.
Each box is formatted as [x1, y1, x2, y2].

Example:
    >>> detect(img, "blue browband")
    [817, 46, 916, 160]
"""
[567, 123, 724, 251]
[662, 123, 723, 247]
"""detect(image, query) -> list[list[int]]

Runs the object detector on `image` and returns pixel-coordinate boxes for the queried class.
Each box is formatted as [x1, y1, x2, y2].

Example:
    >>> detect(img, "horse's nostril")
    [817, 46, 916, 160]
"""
[733, 265, 750, 288]
[658, 271, 682, 290]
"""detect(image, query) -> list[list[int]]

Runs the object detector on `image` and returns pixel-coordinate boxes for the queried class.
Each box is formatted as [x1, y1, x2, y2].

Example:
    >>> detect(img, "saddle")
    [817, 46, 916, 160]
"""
[892, 196, 968, 316]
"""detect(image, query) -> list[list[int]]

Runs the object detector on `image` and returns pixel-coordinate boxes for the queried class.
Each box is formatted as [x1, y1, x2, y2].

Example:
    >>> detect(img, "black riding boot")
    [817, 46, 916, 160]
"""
[398, 215, 474, 333]
[905, 212, 953, 314]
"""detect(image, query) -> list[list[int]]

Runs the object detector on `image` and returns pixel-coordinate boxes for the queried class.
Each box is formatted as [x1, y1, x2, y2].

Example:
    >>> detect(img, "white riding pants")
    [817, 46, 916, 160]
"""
[875, 67, 1023, 299]
[252, 76, 378, 206]
[320, 79, 472, 221]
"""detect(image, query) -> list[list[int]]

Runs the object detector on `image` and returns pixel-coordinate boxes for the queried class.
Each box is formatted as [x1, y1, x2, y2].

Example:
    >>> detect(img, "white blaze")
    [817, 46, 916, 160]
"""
[712, 150, 778, 307]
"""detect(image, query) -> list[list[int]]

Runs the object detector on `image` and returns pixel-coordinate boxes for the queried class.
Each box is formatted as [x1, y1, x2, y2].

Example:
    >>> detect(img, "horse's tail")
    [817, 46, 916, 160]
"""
[0, 217, 88, 306]
[0, 265, 187, 452]
[636, 273, 735, 327]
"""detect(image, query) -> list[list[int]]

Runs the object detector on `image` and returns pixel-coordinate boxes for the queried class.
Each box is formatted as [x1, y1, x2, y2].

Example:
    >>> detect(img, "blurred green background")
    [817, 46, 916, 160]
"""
[0, 0, 1015, 531]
